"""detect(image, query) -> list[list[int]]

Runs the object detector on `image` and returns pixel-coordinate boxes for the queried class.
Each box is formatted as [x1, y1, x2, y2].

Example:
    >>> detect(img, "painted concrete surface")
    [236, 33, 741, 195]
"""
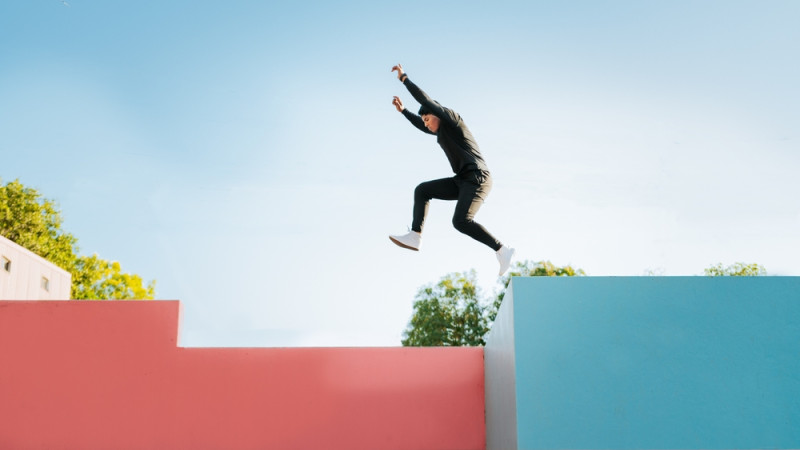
[484, 281, 517, 450]
[485, 276, 800, 450]
[0, 301, 485, 450]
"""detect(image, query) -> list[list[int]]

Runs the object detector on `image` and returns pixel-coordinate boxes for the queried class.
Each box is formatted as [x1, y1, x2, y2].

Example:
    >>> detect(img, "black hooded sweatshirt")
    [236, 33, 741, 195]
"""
[400, 76, 490, 176]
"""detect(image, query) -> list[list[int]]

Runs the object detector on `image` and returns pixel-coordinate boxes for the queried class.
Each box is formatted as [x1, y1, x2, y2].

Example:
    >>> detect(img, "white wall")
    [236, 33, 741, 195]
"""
[0, 235, 71, 300]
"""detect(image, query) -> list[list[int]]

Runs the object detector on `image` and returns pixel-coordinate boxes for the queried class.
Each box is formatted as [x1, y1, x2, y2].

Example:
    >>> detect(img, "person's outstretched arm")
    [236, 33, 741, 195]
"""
[391, 64, 458, 127]
[392, 95, 434, 135]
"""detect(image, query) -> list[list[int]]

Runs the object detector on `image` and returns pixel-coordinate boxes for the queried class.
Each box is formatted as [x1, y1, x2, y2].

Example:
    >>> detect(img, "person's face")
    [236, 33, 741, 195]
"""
[422, 114, 440, 133]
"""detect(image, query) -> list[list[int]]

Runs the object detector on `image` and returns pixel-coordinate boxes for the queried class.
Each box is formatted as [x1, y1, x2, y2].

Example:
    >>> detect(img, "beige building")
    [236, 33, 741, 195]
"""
[0, 234, 71, 300]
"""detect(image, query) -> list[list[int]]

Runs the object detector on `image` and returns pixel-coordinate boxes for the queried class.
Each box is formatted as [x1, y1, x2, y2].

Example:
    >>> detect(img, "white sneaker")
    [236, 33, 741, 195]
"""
[496, 245, 515, 276]
[389, 230, 421, 251]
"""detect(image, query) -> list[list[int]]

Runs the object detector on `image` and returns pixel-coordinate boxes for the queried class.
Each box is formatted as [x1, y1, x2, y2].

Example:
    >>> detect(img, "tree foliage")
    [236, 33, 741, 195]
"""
[72, 255, 156, 300]
[0, 179, 76, 270]
[704, 262, 767, 277]
[401, 270, 489, 347]
[402, 260, 585, 347]
[0, 179, 155, 299]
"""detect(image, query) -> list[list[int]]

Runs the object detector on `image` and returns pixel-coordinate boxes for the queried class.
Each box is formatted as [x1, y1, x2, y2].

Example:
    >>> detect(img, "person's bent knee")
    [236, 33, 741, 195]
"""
[452, 216, 471, 233]
[415, 183, 431, 199]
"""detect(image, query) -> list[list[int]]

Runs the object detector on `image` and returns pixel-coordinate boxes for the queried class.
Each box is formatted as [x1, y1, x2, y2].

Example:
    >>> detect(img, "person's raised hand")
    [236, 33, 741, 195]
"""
[392, 96, 404, 112]
[391, 64, 405, 80]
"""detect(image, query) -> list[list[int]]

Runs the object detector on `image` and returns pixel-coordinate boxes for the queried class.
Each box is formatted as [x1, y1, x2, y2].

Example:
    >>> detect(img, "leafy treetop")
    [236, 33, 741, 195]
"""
[0, 179, 155, 300]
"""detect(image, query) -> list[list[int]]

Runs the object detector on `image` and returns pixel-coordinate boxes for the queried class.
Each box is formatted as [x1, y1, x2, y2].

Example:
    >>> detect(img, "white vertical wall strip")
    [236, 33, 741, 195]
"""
[484, 279, 519, 450]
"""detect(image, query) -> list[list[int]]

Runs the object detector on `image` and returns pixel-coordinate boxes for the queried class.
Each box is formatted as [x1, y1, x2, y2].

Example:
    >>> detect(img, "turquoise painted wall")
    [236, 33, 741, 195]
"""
[486, 277, 800, 450]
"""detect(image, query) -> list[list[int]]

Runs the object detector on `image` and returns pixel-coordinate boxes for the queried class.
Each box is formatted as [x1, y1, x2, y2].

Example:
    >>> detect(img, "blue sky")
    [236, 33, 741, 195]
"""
[2, 1, 798, 346]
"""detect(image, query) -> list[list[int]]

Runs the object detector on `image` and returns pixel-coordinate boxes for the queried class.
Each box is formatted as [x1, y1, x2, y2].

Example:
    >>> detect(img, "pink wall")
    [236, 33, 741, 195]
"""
[0, 301, 485, 450]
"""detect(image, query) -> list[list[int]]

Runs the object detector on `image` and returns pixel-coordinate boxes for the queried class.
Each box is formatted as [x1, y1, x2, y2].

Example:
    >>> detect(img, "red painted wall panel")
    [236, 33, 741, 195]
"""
[0, 301, 485, 450]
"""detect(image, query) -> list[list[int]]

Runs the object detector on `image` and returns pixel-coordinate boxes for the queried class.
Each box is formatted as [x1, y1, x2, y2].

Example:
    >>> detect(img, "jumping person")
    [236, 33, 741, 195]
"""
[388, 64, 515, 276]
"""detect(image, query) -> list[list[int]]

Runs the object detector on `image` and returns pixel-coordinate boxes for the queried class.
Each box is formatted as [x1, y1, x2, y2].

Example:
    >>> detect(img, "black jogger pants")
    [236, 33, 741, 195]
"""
[411, 170, 502, 251]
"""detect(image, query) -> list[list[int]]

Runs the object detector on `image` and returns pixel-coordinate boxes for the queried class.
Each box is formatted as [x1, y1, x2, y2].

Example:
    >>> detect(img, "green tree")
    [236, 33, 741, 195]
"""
[704, 262, 767, 277]
[402, 260, 585, 347]
[72, 255, 155, 300]
[0, 179, 77, 270]
[0, 179, 155, 299]
[402, 270, 490, 347]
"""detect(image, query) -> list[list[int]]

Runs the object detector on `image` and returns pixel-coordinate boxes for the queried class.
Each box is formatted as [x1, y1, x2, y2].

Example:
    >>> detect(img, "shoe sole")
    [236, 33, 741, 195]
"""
[389, 236, 419, 251]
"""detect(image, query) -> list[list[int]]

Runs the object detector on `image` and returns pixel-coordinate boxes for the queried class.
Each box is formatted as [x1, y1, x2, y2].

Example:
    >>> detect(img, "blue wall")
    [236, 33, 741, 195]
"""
[485, 277, 800, 450]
